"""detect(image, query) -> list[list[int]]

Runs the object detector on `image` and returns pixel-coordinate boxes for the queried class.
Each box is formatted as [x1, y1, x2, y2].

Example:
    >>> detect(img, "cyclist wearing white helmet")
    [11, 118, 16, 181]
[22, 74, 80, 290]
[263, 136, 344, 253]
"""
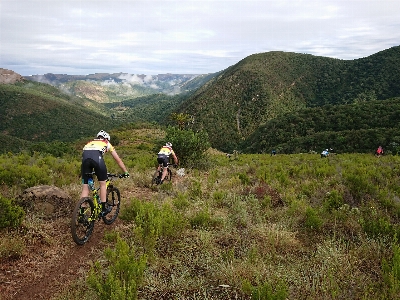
[320, 148, 329, 158]
[156, 142, 179, 184]
[81, 130, 129, 215]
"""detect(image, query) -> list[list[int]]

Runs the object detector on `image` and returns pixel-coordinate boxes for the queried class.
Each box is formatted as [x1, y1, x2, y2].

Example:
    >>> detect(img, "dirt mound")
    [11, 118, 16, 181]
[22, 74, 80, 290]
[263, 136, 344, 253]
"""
[16, 185, 74, 219]
[0, 68, 24, 84]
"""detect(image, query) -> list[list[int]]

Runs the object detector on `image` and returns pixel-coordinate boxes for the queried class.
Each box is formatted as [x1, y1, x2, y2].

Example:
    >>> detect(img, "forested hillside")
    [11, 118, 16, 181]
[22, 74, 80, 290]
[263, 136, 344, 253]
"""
[0, 81, 117, 152]
[242, 97, 400, 154]
[105, 92, 192, 124]
[177, 46, 400, 152]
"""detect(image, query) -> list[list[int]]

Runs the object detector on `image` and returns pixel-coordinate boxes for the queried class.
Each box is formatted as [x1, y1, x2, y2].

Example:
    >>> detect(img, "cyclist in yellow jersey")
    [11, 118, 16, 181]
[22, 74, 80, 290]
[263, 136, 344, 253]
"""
[156, 142, 179, 184]
[81, 130, 129, 215]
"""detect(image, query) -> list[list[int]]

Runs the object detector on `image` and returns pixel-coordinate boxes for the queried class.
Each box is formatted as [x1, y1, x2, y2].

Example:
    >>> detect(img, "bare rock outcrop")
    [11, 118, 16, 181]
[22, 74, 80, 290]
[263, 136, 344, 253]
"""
[0, 68, 25, 84]
[16, 185, 74, 219]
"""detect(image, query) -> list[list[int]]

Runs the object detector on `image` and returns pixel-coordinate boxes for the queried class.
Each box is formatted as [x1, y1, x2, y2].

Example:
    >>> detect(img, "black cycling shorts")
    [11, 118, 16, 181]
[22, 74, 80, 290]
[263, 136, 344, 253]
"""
[81, 150, 108, 183]
[157, 154, 169, 167]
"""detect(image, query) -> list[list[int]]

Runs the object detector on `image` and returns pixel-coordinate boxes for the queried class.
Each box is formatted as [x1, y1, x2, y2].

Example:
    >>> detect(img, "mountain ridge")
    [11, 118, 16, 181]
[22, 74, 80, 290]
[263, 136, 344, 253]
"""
[3, 46, 400, 154]
[176, 46, 400, 151]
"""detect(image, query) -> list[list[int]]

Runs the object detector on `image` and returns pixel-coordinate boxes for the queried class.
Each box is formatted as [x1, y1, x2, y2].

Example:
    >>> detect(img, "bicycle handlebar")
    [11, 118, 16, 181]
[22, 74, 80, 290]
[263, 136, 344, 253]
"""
[108, 173, 129, 179]
[86, 172, 127, 179]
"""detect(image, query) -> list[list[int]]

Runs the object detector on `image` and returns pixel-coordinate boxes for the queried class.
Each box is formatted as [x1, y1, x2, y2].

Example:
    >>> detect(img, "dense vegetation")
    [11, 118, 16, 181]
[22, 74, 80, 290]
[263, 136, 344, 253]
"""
[243, 97, 400, 154]
[177, 46, 400, 152]
[0, 81, 118, 152]
[2, 125, 400, 299]
[105, 92, 192, 124]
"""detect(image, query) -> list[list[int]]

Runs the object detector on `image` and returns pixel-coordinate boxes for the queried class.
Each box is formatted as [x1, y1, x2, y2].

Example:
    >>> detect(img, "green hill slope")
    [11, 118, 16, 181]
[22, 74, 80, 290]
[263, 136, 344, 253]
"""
[0, 81, 118, 150]
[105, 92, 192, 124]
[177, 46, 400, 152]
[242, 97, 400, 154]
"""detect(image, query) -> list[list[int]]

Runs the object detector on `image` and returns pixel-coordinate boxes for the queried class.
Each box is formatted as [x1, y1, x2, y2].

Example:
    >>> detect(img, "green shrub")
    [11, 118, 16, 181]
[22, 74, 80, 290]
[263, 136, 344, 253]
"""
[165, 126, 211, 169]
[172, 192, 190, 210]
[343, 171, 377, 203]
[304, 207, 323, 231]
[212, 190, 227, 208]
[242, 279, 288, 300]
[28, 141, 75, 157]
[323, 190, 344, 212]
[0, 236, 25, 260]
[0, 196, 25, 229]
[382, 244, 400, 297]
[238, 173, 251, 185]
[120, 198, 187, 254]
[87, 236, 147, 300]
[360, 212, 394, 239]
[189, 179, 203, 199]
[189, 209, 223, 229]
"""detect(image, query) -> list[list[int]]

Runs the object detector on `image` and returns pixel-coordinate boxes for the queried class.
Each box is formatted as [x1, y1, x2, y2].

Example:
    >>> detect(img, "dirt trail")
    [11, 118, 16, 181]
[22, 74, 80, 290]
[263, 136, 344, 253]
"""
[12, 222, 111, 300]
[0, 185, 156, 300]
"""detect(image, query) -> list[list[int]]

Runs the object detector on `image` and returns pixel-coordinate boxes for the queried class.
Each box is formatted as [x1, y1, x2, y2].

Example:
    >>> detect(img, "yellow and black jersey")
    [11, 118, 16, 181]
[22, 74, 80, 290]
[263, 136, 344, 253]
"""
[83, 139, 114, 155]
[158, 146, 175, 156]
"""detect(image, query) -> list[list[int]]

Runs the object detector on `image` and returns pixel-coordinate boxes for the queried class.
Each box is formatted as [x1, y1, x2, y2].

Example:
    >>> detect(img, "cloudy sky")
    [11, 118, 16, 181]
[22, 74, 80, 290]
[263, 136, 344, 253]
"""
[1, 0, 399, 76]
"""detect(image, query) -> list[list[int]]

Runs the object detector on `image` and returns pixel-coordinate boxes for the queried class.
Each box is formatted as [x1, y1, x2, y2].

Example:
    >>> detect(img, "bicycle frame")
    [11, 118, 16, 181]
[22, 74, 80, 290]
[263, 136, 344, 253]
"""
[86, 175, 112, 221]
[71, 172, 122, 245]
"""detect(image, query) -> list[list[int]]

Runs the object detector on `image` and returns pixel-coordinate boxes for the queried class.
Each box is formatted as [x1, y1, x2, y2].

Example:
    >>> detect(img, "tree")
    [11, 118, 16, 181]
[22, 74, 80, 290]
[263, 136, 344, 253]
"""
[165, 126, 211, 169]
[169, 113, 193, 130]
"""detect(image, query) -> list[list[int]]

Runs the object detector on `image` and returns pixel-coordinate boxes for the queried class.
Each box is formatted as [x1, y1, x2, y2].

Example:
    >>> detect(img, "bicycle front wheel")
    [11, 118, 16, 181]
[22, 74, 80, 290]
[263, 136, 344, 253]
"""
[71, 197, 95, 245]
[102, 187, 121, 225]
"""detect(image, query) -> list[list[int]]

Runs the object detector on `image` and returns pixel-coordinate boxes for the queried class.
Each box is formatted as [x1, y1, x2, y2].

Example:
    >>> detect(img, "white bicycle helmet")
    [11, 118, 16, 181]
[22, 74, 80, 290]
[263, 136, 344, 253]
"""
[97, 130, 110, 141]
[166, 142, 172, 147]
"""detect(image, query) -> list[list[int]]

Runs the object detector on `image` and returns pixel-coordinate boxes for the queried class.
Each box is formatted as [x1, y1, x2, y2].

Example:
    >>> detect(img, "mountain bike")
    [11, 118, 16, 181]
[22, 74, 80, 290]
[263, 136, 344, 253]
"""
[71, 172, 124, 245]
[151, 163, 174, 186]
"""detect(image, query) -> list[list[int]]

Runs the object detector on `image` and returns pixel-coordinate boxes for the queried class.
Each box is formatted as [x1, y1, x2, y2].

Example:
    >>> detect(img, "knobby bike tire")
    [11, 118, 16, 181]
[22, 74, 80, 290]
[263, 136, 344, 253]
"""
[165, 168, 172, 181]
[102, 186, 121, 225]
[151, 171, 162, 186]
[71, 197, 95, 245]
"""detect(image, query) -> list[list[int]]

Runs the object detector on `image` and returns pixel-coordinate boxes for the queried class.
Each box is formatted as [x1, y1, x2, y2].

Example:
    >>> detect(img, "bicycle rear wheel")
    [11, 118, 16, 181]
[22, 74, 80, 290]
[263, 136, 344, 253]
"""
[71, 197, 95, 245]
[151, 170, 162, 186]
[164, 168, 172, 182]
[102, 186, 121, 225]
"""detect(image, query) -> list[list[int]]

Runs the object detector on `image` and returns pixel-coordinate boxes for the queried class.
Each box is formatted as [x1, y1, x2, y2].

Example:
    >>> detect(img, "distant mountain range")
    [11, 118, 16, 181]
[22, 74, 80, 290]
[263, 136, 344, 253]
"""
[24, 72, 217, 103]
[2, 45, 400, 155]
